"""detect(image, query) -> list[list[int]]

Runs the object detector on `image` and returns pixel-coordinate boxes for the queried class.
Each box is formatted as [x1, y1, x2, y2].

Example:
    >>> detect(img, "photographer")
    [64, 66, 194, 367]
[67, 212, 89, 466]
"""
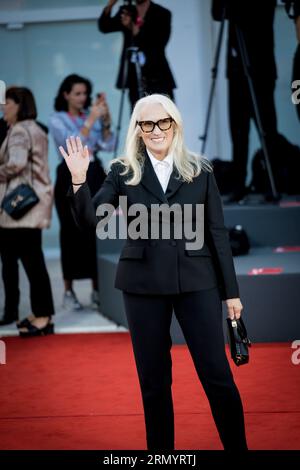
[99, 0, 176, 108]
[212, 0, 279, 202]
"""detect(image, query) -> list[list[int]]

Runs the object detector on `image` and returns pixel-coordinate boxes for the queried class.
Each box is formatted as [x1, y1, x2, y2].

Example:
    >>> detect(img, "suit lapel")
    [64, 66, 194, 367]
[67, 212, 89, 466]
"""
[140, 150, 185, 203]
[165, 166, 184, 200]
[140, 151, 168, 204]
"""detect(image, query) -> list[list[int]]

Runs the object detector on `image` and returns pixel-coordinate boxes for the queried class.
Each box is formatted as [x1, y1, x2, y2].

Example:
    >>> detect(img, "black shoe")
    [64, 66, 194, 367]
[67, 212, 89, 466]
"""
[16, 318, 33, 329]
[19, 318, 54, 338]
[225, 189, 248, 204]
[0, 316, 18, 326]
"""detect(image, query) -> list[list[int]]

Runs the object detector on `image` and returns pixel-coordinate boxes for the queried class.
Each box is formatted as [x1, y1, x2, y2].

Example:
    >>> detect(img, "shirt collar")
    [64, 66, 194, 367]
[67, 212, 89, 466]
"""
[147, 149, 174, 169]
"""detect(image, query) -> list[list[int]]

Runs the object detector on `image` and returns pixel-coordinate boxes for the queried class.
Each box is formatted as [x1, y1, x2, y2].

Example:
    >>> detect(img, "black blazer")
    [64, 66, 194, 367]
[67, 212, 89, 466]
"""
[98, 1, 176, 91]
[69, 152, 239, 300]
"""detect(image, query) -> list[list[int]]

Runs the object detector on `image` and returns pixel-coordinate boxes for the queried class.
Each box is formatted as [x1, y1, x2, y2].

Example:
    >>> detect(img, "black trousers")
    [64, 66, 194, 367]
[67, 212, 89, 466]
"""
[122, 287, 248, 451]
[229, 73, 278, 194]
[0, 228, 55, 320]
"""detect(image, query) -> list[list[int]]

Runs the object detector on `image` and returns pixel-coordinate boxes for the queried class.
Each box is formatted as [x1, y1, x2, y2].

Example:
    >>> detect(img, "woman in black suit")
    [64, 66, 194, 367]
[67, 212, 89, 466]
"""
[59, 94, 248, 451]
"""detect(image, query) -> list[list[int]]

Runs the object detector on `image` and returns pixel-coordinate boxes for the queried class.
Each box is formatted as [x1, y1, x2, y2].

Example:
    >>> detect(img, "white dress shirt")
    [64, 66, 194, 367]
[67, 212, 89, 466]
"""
[147, 150, 174, 193]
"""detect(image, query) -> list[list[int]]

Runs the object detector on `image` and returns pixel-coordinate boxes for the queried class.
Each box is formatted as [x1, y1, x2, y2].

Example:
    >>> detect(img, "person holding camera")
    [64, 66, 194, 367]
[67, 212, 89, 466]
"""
[49, 74, 115, 311]
[212, 0, 279, 203]
[60, 94, 248, 451]
[99, 0, 176, 108]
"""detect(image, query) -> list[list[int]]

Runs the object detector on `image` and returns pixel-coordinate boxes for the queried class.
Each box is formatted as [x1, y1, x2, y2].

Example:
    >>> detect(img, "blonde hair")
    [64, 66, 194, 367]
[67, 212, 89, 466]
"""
[110, 94, 212, 185]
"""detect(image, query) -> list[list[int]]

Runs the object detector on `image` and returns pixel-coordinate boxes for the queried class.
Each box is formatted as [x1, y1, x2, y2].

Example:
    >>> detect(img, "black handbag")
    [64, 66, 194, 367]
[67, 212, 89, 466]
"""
[229, 225, 250, 256]
[1, 183, 40, 220]
[1, 125, 39, 220]
[226, 317, 251, 366]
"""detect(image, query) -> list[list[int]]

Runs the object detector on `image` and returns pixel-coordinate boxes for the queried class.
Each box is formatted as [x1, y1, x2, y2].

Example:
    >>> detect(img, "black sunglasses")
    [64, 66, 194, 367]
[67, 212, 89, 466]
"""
[137, 117, 174, 133]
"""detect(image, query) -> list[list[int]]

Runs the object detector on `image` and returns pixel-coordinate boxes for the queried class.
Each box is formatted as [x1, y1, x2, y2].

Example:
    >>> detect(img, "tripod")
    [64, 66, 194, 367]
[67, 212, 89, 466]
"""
[201, 11, 279, 201]
[114, 46, 144, 157]
[200, 9, 226, 156]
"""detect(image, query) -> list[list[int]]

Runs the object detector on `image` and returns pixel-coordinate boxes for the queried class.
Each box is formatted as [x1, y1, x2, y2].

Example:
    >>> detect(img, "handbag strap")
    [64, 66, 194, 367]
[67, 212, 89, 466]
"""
[20, 123, 34, 186]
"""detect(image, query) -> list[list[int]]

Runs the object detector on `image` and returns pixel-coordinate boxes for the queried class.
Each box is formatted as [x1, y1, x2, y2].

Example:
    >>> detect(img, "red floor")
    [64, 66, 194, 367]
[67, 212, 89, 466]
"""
[0, 333, 299, 450]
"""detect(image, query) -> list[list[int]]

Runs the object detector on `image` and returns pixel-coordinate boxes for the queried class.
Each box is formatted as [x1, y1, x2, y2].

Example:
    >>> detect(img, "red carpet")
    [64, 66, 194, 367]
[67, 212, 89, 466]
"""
[0, 333, 299, 450]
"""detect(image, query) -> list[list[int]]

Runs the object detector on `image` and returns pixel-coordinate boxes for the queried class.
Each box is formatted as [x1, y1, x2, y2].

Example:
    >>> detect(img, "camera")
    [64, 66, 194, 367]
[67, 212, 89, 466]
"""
[120, 0, 137, 23]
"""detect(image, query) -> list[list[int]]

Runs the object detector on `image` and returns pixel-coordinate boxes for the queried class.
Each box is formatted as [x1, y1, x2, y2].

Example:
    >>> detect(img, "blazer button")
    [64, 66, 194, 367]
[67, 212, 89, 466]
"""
[170, 241, 177, 246]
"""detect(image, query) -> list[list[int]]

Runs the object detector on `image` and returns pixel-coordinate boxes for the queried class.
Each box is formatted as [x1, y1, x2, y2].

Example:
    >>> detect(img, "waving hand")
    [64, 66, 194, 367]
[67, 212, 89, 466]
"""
[59, 136, 90, 185]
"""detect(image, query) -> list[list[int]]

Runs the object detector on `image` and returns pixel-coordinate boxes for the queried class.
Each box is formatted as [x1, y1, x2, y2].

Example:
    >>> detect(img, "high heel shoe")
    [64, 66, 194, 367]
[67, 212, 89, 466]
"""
[19, 319, 54, 338]
[16, 318, 33, 329]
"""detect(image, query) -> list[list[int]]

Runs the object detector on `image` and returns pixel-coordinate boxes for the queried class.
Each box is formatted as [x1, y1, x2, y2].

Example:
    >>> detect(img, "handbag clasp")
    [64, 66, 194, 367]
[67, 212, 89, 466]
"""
[11, 194, 24, 208]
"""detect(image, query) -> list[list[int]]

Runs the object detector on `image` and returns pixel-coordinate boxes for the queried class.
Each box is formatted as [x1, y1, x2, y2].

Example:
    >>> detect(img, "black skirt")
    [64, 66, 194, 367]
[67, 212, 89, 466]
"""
[54, 158, 106, 280]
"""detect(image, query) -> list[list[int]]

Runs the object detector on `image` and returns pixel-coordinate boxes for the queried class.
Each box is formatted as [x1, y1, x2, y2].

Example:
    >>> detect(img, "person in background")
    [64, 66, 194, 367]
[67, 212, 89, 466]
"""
[99, 0, 176, 108]
[0, 87, 54, 336]
[61, 94, 248, 451]
[212, 0, 279, 203]
[49, 74, 115, 311]
[283, 0, 300, 120]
